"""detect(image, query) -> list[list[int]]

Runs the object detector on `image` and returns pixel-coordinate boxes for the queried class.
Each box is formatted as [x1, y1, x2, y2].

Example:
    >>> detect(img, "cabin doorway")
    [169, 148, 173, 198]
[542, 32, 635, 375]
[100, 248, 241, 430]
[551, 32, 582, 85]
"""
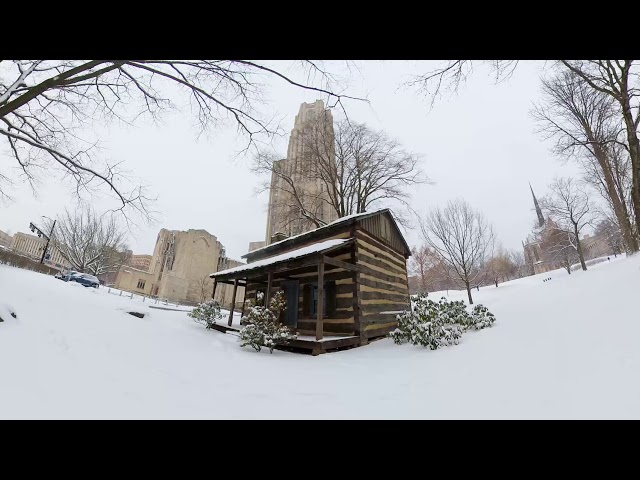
[282, 280, 299, 327]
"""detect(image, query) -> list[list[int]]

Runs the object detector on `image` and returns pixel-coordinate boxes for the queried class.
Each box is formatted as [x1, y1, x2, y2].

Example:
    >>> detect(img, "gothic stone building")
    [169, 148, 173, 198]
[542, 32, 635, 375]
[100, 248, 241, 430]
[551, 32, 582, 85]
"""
[522, 184, 566, 275]
[263, 100, 339, 245]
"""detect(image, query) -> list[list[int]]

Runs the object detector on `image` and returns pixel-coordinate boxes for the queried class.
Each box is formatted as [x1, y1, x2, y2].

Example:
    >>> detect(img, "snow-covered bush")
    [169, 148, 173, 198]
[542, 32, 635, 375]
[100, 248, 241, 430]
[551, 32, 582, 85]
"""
[188, 299, 222, 329]
[390, 293, 463, 350]
[437, 297, 472, 327]
[468, 304, 496, 330]
[239, 291, 296, 353]
[390, 293, 495, 349]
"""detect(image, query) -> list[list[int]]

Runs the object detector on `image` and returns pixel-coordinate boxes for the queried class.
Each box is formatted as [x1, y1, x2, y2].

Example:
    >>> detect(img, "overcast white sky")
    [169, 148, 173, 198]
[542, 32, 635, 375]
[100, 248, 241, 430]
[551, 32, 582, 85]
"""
[1, 60, 584, 261]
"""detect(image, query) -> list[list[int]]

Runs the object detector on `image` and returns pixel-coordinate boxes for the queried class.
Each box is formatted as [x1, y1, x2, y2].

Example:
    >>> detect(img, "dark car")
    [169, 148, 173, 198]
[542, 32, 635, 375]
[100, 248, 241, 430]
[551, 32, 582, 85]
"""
[70, 273, 100, 288]
[60, 271, 80, 282]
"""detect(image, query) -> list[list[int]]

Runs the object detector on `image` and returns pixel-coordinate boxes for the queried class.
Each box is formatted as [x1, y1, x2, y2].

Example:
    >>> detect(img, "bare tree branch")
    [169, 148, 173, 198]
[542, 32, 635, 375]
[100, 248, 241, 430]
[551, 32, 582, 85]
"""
[0, 60, 362, 223]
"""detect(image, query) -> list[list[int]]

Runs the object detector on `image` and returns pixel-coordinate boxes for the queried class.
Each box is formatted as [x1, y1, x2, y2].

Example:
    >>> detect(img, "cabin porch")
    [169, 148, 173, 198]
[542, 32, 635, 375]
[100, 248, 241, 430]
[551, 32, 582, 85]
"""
[210, 238, 364, 349]
[208, 320, 361, 355]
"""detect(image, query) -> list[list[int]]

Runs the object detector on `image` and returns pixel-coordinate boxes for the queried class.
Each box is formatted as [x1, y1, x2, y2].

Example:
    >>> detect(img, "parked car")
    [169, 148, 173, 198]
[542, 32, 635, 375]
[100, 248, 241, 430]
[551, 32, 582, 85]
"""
[60, 270, 80, 282]
[70, 273, 100, 288]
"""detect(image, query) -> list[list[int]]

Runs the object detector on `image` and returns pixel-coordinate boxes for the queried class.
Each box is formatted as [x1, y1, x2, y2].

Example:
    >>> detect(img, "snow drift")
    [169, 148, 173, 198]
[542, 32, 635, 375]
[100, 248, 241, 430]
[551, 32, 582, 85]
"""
[1, 253, 639, 419]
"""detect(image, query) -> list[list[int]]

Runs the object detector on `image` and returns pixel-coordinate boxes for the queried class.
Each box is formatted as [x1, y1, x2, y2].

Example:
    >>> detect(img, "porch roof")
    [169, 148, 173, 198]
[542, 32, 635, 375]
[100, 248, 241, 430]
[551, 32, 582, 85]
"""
[209, 238, 352, 279]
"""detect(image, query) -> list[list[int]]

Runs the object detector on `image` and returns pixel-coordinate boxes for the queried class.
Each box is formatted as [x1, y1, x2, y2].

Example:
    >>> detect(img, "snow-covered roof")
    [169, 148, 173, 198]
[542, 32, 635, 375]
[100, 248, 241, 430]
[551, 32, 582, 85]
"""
[120, 266, 153, 274]
[211, 238, 351, 278]
[242, 208, 390, 259]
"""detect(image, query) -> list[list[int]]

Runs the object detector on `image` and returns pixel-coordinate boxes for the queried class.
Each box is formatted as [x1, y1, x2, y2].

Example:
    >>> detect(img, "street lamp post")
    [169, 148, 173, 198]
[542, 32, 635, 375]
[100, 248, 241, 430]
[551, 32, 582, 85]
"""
[29, 216, 56, 265]
[40, 219, 56, 264]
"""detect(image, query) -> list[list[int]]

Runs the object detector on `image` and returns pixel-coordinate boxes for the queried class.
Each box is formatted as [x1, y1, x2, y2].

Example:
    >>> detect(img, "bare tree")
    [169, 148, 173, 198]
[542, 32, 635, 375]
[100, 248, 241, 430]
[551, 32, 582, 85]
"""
[531, 69, 638, 252]
[253, 116, 427, 228]
[405, 61, 520, 108]
[197, 275, 212, 303]
[409, 60, 640, 248]
[541, 226, 580, 274]
[88, 244, 131, 278]
[408, 246, 457, 294]
[558, 61, 640, 239]
[419, 199, 495, 304]
[508, 250, 528, 279]
[484, 245, 517, 285]
[0, 60, 362, 219]
[409, 245, 440, 293]
[47, 207, 128, 274]
[594, 218, 624, 256]
[539, 177, 593, 271]
[582, 142, 636, 241]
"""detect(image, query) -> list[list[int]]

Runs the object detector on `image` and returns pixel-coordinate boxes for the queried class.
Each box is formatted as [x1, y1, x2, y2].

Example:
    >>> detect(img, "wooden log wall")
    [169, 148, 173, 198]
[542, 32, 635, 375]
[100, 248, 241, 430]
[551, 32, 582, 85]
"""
[356, 214, 408, 258]
[354, 229, 410, 339]
[238, 217, 411, 341]
[244, 248, 358, 336]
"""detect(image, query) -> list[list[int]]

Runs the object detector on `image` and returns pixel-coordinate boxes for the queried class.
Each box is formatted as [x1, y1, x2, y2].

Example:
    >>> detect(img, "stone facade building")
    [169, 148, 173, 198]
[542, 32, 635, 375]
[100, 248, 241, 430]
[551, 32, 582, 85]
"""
[114, 228, 243, 307]
[522, 185, 575, 275]
[0, 229, 13, 249]
[263, 100, 338, 245]
[129, 254, 152, 271]
[580, 233, 616, 261]
[11, 232, 70, 271]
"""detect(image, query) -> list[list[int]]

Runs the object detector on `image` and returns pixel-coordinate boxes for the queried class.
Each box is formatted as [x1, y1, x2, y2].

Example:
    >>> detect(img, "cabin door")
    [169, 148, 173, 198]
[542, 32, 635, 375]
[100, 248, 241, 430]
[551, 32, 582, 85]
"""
[282, 280, 299, 328]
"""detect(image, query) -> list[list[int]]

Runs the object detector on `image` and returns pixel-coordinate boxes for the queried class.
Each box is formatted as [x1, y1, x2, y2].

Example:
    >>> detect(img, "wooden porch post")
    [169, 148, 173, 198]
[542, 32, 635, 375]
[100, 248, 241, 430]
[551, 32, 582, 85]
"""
[228, 278, 239, 326]
[316, 261, 324, 341]
[212, 278, 217, 300]
[265, 272, 273, 306]
[241, 281, 247, 318]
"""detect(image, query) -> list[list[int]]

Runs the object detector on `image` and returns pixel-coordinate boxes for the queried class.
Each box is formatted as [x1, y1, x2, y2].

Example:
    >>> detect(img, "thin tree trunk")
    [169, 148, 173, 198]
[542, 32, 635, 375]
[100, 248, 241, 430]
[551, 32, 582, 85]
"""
[574, 225, 588, 271]
[465, 281, 473, 304]
[592, 142, 638, 252]
[620, 102, 640, 247]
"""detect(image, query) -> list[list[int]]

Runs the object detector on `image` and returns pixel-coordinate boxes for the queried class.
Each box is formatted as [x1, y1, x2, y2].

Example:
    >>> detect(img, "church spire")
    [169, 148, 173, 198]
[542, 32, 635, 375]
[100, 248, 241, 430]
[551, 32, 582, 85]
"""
[530, 183, 545, 228]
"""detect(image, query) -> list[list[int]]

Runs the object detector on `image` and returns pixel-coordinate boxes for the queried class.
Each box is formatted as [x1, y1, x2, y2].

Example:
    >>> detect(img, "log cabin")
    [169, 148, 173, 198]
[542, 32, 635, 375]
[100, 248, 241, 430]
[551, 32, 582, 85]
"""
[209, 208, 412, 354]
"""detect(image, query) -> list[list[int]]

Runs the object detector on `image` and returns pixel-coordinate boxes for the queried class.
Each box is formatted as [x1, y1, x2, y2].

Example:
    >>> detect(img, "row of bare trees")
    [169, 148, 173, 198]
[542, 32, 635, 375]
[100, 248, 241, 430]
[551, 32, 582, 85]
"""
[411, 178, 614, 302]
[411, 60, 640, 255]
[532, 69, 638, 254]
[430, 177, 623, 293]
[409, 240, 528, 298]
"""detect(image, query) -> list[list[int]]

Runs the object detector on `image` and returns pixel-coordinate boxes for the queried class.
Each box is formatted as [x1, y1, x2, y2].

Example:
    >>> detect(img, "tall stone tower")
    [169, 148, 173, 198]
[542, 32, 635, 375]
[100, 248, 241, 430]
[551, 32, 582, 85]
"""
[264, 100, 338, 244]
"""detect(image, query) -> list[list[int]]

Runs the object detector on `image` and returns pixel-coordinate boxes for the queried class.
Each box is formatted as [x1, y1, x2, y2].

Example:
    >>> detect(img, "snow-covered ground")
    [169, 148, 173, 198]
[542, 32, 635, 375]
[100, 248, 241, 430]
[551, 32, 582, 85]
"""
[1, 254, 639, 419]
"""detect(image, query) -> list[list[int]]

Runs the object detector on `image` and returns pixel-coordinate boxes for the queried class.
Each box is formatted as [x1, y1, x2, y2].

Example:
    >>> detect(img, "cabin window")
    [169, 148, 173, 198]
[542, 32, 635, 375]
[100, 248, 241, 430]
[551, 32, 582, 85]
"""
[137, 279, 146, 289]
[305, 281, 337, 317]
